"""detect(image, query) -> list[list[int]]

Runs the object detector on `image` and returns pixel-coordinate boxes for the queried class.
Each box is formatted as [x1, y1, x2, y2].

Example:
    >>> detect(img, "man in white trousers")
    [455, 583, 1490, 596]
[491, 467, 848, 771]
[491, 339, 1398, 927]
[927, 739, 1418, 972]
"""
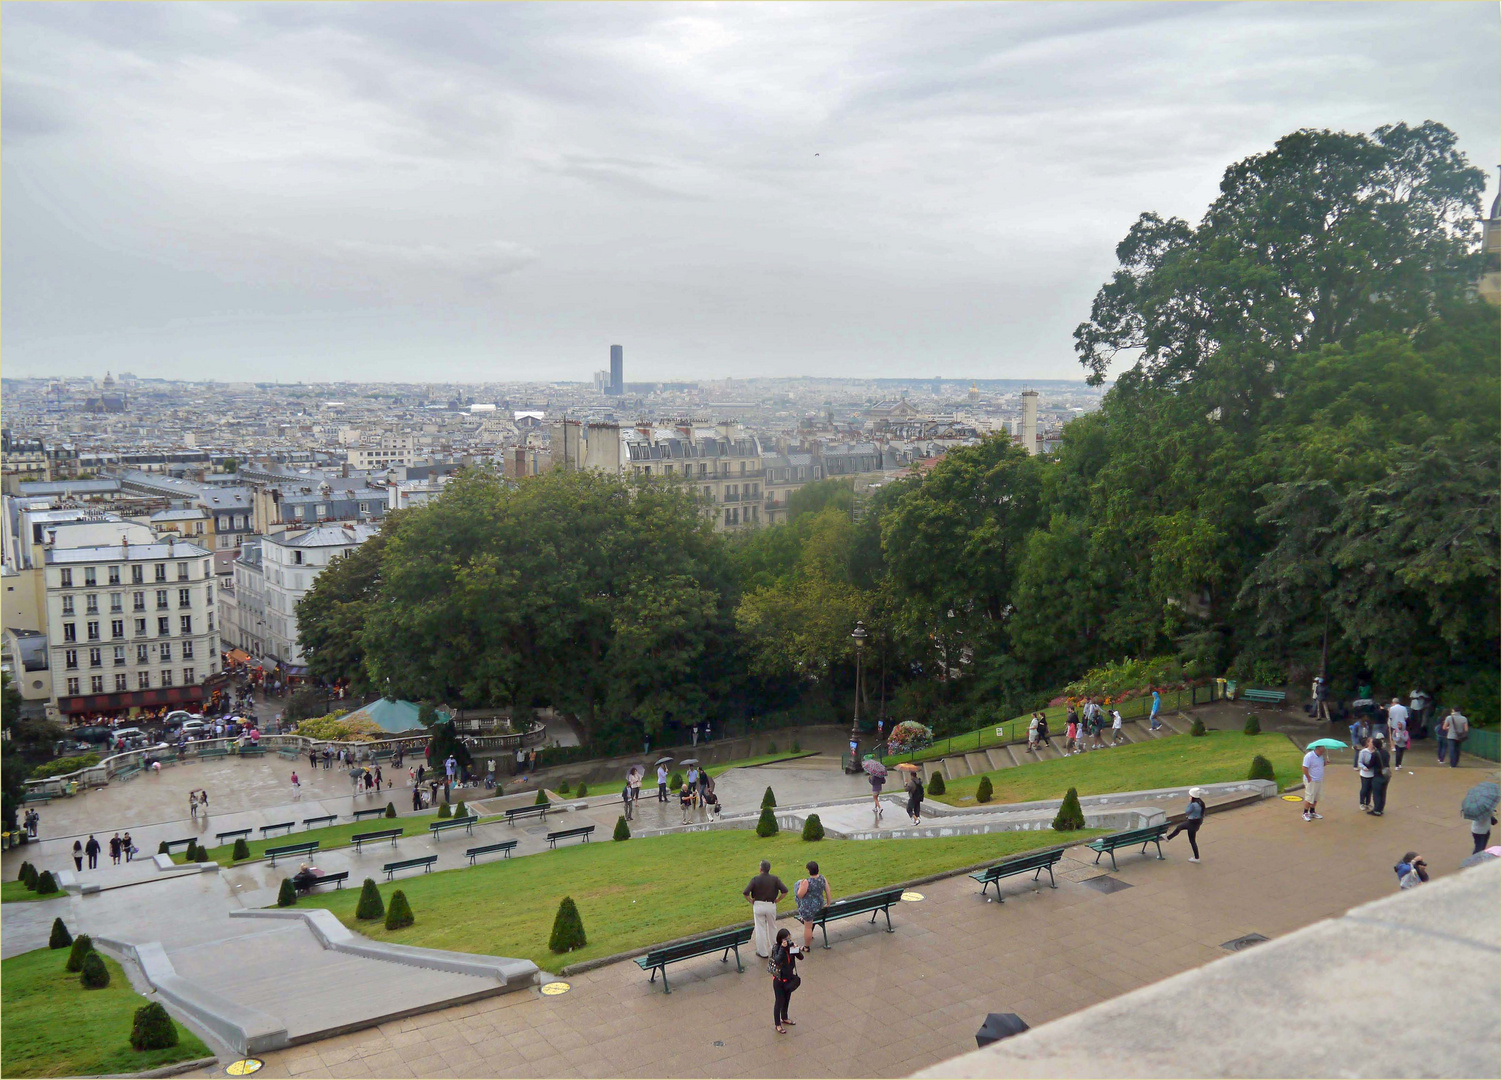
[743, 859, 789, 957]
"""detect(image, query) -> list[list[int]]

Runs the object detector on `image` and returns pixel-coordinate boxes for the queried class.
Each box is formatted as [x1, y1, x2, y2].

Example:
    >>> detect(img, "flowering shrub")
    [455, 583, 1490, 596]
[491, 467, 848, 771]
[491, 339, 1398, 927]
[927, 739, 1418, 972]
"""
[1061, 656, 1188, 702]
[886, 720, 933, 756]
[294, 711, 383, 742]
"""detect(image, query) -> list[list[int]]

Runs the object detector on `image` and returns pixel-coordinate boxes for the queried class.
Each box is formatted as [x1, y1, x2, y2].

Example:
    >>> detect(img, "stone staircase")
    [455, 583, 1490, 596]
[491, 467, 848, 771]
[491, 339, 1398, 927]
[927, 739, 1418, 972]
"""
[920, 713, 1191, 784]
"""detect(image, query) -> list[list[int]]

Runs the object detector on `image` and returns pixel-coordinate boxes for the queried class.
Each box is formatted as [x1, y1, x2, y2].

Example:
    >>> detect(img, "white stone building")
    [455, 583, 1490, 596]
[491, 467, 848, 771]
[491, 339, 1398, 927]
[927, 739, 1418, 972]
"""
[257, 525, 378, 671]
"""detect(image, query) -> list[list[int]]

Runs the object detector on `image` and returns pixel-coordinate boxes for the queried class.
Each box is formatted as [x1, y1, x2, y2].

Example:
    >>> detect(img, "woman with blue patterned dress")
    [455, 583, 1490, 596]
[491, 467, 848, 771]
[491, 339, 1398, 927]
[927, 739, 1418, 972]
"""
[794, 860, 832, 953]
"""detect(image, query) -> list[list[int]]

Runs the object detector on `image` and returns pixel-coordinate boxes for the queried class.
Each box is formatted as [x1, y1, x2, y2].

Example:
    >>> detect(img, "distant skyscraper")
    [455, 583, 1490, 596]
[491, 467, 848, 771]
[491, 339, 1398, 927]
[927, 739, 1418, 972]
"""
[608, 345, 624, 396]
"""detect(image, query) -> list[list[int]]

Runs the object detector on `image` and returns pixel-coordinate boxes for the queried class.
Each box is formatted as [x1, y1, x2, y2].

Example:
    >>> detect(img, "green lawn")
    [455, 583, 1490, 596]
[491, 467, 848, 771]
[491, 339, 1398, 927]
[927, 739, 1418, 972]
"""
[931, 731, 1303, 806]
[1, 948, 210, 1077]
[2, 880, 62, 903]
[182, 810, 489, 867]
[299, 826, 1101, 971]
[707, 751, 819, 777]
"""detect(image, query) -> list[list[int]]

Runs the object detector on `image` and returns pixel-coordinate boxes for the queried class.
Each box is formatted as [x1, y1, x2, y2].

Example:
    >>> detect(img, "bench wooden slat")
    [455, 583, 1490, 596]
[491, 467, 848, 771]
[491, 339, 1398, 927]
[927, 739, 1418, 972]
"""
[265, 841, 320, 867]
[303, 815, 337, 829]
[506, 804, 550, 824]
[297, 871, 349, 893]
[1088, 825, 1169, 871]
[351, 829, 403, 852]
[163, 837, 195, 852]
[811, 888, 904, 948]
[969, 849, 1065, 901]
[466, 840, 518, 865]
[216, 828, 253, 844]
[383, 855, 437, 881]
[633, 926, 753, 993]
[352, 808, 389, 821]
[546, 825, 594, 849]
[259, 822, 296, 837]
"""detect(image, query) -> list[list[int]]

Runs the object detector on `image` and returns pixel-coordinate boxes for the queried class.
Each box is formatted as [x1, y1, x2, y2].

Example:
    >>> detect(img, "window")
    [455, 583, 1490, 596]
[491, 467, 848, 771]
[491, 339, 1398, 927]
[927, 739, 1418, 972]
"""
[134, 618, 146, 636]
[294, 505, 305, 519]
[203, 559, 211, 576]
[294, 550, 303, 565]
[87, 621, 100, 641]
[155, 564, 167, 582]
[136, 644, 149, 664]
[315, 504, 328, 518]
[359, 502, 369, 513]
[160, 642, 172, 662]
[108, 566, 121, 585]
[115, 674, 128, 692]
[138, 672, 151, 690]
[60, 568, 73, 587]
[86, 594, 99, 614]
[133, 591, 145, 611]
[740, 461, 746, 475]
[113, 645, 125, 666]
[206, 584, 214, 605]
[160, 669, 173, 687]
[180, 615, 192, 634]
[179, 588, 191, 608]
[90, 675, 104, 694]
[110, 593, 123, 613]
[183, 641, 194, 660]
[89, 647, 102, 667]
[63, 622, 76, 643]
[61, 595, 74, 615]
[178, 562, 189, 581]
[158, 617, 170, 636]
[67, 677, 80, 696]
[208, 613, 215, 632]
[184, 668, 195, 685]
[157, 590, 168, 610]
[131, 565, 144, 584]
[65, 649, 78, 670]
[111, 620, 124, 639]
[84, 567, 97, 586]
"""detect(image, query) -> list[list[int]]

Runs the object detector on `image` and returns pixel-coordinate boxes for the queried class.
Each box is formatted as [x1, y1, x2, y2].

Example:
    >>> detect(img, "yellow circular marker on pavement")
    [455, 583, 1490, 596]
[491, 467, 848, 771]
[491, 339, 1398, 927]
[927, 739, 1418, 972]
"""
[1281, 794, 1305, 802]
[900, 891, 925, 902]
[540, 981, 571, 996]
[225, 1060, 264, 1076]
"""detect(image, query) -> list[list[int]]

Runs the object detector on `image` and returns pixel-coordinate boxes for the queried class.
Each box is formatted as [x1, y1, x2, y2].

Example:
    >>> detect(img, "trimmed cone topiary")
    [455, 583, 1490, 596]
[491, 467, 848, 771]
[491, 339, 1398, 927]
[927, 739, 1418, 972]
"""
[453, 801, 467, 818]
[356, 878, 385, 920]
[232, 838, 251, 862]
[761, 786, 777, 809]
[66, 934, 94, 972]
[1243, 713, 1261, 736]
[558, 781, 570, 794]
[576, 783, 588, 798]
[158, 840, 171, 856]
[1248, 754, 1277, 783]
[182, 841, 200, 864]
[437, 803, 452, 819]
[50, 917, 72, 950]
[80, 951, 110, 989]
[35, 870, 58, 895]
[131, 1002, 179, 1051]
[548, 896, 586, 953]
[534, 789, 550, 806]
[18, 861, 34, 887]
[613, 815, 630, 841]
[1190, 718, 1207, 737]
[385, 802, 397, 819]
[976, 775, 994, 803]
[801, 813, 824, 841]
[670, 772, 683, 790]
[1052, 787, 1086, 831]
[756, 806, 779, 837]
[277, 878, 297, 907]
[927, 771, 946, 797]
[385, 889, 414, 930]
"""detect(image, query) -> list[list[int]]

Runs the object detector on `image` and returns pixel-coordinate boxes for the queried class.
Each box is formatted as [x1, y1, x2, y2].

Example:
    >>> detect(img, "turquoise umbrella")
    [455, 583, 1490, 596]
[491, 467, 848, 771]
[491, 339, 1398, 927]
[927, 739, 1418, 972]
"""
[1305, 738, 1349, 750]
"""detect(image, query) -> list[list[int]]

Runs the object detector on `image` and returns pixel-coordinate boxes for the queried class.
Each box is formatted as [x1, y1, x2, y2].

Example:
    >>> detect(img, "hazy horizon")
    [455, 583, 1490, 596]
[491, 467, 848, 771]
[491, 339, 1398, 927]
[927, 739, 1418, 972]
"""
[4, 2, 1497, 385]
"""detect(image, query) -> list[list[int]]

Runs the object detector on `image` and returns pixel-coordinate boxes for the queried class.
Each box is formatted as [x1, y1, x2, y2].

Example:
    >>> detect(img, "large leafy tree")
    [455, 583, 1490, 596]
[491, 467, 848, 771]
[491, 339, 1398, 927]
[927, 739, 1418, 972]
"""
[297, 530, 387, 694]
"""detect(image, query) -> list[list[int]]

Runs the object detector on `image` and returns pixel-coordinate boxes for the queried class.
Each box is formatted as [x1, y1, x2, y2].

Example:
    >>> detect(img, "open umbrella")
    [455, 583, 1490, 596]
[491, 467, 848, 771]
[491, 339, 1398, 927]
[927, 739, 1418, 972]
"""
[1305, 738, 1349, 751]
[895, 762, 921, 772]
[679, 758, 700, 766]
[1461, 781, 1500, 821]
[862, 759, 888, 778]
[1460, 846, 1499, 869]
[627, 765, 645, 781]
[655, 756, 674, 766]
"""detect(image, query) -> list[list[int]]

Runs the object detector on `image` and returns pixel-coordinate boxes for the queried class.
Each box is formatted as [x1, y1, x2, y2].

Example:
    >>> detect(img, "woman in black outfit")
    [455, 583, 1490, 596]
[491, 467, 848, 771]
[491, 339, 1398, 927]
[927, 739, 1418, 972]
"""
[906, 774, 924, 825]
[771, 927, 801, 1034]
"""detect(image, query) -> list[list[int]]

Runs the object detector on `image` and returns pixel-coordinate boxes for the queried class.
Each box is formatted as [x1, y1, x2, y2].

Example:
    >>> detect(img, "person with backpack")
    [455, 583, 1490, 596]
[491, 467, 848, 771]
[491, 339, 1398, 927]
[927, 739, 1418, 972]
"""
[1441, 707, 1470, 768]
[769, 927, 802, 1035]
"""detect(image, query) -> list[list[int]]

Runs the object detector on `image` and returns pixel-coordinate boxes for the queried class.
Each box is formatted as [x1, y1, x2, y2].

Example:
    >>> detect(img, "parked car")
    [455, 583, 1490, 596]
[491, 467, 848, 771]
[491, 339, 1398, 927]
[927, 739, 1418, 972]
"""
[110, 727, 149, 750]
[70, 725, 114, 745]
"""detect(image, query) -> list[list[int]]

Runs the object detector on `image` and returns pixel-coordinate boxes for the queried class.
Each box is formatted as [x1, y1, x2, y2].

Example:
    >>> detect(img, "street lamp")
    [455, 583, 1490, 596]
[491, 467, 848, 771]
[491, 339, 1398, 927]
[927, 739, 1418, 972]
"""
[851, 622, 868, 737]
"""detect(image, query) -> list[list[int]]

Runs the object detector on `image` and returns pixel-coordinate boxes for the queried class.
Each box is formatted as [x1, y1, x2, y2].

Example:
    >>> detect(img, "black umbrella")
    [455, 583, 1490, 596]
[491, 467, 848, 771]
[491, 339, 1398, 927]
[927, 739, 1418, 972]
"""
[975, 1013, 1029, 1048]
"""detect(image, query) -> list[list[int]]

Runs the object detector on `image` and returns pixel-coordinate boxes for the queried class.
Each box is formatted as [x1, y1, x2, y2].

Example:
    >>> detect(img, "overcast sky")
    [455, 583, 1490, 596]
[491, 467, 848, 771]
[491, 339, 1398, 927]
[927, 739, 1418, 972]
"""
[4, 2, 1497, 384]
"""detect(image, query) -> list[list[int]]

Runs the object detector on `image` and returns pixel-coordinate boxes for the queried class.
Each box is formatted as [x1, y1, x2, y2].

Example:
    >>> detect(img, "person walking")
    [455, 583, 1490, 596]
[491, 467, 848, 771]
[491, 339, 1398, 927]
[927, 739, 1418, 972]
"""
[1110, 708, 1125, 745]
[1390, 707, 1410, 769]
[72, 839, 84, 872]
[679, 780, 696, 824]
[657, 763, 669, 802]
[308, 749, 318, 772]
[85, 834, 101, 869]
[1357, 737, 1377, 812]
[1440, 707, 1469, 768]
[412, 783, 423, 812]
[770, 927, 801, 1034]
[1163, 787, 1206, 862]
[1367, 735, 1391, 816]
[189, 792, 199, 819]
[1301, 745, 1326, 821]
[868, 767, 885, 817]
[1064, 717, 1077, 755]
[692, 723, 699, 747]
[122, 830, 134, 862]
[794, 861, 832, 954]
[1150, 688, 1163, 731]
[108, 832, 122, 866]
[1312, 675, 1331, 721]
[1471, 811, 1497, 854]
[1027, 712, 1040, 752]
[1385, 698, 1408, 748]
[744, 859, 788, 958]
[1409, 687, 1431, 740]
[291, 770, 302, 799]
[905, 771, 925, 824]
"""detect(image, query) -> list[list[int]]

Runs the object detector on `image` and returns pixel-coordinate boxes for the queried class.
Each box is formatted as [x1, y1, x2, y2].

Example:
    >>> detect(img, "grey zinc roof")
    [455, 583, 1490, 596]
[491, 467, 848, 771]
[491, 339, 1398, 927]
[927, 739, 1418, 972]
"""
[45, 540, 211, 563]
[263, 524, 378, 548]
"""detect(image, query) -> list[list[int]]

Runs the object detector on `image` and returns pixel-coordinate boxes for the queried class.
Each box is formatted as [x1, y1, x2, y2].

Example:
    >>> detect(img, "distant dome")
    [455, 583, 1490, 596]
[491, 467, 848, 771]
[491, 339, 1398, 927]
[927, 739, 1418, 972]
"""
[101, 371, 116, 387]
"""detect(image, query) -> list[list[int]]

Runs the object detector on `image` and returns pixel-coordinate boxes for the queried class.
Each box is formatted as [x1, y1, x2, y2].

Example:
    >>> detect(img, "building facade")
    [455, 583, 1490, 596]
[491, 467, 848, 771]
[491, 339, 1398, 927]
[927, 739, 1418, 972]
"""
[257, 525, 378, 671]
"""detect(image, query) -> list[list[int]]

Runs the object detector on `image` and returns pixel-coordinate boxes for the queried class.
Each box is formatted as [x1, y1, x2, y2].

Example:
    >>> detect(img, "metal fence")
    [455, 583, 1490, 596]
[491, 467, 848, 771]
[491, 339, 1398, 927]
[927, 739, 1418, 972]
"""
[1465, 728, 1500, 763]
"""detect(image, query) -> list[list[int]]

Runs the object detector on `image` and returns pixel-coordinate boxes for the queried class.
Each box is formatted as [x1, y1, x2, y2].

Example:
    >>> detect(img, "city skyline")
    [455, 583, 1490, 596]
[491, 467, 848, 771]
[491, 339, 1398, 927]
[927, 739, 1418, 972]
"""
[4, 2, 1498, 384]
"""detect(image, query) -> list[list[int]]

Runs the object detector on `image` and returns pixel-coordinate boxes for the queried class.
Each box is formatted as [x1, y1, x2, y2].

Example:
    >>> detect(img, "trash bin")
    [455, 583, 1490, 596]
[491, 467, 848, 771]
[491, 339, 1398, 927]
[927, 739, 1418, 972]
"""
[65, 781, 78, 796]
[1223, 679, 1237, 701]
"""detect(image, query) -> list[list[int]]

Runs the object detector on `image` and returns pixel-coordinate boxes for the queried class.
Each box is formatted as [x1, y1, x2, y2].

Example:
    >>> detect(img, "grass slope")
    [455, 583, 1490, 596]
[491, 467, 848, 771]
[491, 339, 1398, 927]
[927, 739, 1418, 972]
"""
[932, 731, 1303, 806]
[1, 948, 210, 1077]
[2, 880, 62, 903]
[300, 827, 1101, 970]
[706, 751, 818, 777]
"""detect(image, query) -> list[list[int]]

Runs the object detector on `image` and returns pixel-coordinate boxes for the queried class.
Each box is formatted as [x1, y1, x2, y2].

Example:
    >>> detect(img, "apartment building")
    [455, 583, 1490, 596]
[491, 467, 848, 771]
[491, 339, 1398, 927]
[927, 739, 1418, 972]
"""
[256, 525, 378, 671]
[761, 452, 824, 525]
[621, 424, 765, 532]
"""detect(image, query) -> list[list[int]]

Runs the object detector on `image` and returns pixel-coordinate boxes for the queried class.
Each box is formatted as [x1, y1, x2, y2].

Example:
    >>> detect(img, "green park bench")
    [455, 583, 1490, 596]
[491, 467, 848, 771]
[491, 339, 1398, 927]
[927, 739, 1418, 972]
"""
[969, 848, 1064, 901]
[196, 746, 229, 759]
[296, 870, 348, 893]
[351, 828, 402, 853]
[302, 815, 337, 829]
[258, 821, 296, 838]
[506, 804, 550, 825]
[23, 792, 51, 804]
[352, 808, 389, 822]
[466, 840, 517, 865]
[114, 764, 143, 781]
[162, 837, 196, 853]
[239, 746, 266, 758]
[1088, 824, 1169, 872]
[634, 926, 753, 994]
[1241, 688, 1286, 706]
[809, 887, 905, 948]
[546, 825, 594, 848]
[383, 854, 436, 881]
[216, 828, 252, 845]
[277, 748, 301, 760]
[265, 841, 319, 867]
[429, 815, 478, 839]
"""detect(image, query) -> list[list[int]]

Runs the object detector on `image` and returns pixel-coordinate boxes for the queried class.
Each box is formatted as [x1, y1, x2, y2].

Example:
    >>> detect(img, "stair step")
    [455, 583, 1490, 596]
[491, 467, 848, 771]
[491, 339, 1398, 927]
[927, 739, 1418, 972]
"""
[1159, 714, 1188, 735]
[964, 752, 992, 776]
[1002, 744, 1022, 767]
[944, 756, 972, 779]
[982, 747, 1014, 771]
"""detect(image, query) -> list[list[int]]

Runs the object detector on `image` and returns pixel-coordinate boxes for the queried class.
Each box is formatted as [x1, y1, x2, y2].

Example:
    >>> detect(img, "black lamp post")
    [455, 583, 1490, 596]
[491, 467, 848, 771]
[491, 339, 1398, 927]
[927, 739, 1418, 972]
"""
[851, 621, 868, 736]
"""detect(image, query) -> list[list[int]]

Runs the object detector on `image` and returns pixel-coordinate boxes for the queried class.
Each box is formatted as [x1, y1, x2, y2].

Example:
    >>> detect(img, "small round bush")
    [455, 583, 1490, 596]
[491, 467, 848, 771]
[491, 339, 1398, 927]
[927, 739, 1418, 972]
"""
[437, 803, 452, 819]
[130, 1002, 179, 1051]
[575, 783, 588, 798]
[927, 771, 946, 797]
[670, 772, 683, 790]
[548, 896, 586, 953]
[558, 780, 570, 794]
[66, 934, 95, 972]
[534, 789, 550, 806]
[49, 917, 72, 950]
[385, 802, 397, 819]
[801, 814, 824, 841]
[356, 878, 385, 920]
[976, 775, 994, 804]
[756, 806, 779, 837]
[277, 878, 297, 907]
[1190, 718, 1208, 737]
[35, 870, 58, 895]
[613, 816, 630, 841]
[1248, 754, 1277, 783]
[1052, 787, 1086, 832]
[1243, 713, 1261, 736]
[80, 951, 110, 989]
[761, 786, 777, 809]
[385, 889, 414, 930]
[231, 838, 251, 862]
